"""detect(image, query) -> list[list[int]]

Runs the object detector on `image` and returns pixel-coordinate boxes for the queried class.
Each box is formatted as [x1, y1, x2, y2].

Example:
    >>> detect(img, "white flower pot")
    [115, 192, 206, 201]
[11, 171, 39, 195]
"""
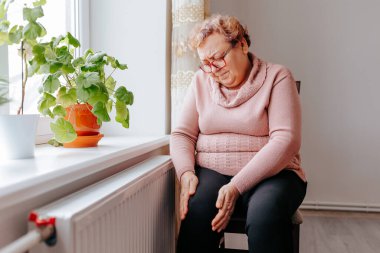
[0, 114, 39, 159]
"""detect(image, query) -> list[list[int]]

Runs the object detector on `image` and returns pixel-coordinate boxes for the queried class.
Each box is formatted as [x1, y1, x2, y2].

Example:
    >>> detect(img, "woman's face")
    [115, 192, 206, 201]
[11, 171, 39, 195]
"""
[197, 32, 250, 89]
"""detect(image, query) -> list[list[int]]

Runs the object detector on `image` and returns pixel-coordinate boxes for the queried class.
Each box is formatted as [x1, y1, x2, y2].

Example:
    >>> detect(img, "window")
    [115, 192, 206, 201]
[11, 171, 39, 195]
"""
[6, 0, 72, 115]
[2, 0, 88, 143]
[2, 0, 168, 138]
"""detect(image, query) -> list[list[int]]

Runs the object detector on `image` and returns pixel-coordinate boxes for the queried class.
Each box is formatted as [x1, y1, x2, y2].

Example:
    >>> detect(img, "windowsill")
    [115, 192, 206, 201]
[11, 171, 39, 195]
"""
[0, 135, 170, 210]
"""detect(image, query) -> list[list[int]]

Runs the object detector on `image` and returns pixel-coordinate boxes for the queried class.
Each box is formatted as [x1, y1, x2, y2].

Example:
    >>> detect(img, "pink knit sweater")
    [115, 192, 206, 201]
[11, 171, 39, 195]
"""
[170, 54, 306, 194]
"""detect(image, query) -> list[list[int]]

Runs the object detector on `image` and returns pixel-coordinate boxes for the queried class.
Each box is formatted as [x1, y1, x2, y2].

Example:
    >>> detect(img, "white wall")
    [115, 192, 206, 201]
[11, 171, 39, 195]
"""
[211, 0, 380, 209]
[89, 0, 170, 136]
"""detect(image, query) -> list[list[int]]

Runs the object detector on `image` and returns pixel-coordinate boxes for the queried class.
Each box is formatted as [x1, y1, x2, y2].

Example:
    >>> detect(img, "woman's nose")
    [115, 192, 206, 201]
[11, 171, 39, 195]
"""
[210, 65, 220, 73]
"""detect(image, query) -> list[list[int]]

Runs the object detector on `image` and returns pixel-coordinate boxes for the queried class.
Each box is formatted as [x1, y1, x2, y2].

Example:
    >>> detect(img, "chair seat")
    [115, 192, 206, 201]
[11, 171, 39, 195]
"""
[291, 209, 303, 225]
[224, 209, 302, 233]
[220, 209, 302, 253]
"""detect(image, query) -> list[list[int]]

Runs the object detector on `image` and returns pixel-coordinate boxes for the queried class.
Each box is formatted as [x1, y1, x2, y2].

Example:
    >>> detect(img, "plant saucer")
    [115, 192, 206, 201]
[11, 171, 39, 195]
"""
[63, 134, 104, 148]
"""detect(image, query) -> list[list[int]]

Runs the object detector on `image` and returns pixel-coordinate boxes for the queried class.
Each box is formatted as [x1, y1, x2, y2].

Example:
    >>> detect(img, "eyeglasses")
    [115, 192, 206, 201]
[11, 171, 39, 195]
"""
[199, 44, 234, 73]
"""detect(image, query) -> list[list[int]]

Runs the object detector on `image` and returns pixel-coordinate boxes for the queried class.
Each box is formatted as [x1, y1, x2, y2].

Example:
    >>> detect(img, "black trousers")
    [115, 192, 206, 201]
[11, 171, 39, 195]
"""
[177, 166, 307, 253]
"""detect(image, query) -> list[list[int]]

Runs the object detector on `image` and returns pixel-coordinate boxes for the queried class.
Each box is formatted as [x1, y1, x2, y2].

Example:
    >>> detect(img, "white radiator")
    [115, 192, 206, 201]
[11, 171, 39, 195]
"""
[29, 155, 175, 253]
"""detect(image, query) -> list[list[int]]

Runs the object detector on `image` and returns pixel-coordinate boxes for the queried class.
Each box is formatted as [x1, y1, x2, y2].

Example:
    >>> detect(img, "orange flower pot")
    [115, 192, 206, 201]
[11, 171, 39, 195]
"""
[63, 104, 103, 148]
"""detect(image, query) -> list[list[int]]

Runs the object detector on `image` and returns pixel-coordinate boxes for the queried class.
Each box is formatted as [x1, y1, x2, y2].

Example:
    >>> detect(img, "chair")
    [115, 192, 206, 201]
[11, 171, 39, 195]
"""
[219, 81, 302, 253]
[219, 209, 303, 253]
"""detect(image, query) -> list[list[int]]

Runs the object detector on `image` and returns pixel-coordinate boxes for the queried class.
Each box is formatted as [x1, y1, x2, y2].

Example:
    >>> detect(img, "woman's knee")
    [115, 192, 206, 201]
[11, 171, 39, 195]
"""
[184, 167, 229, 223]
[244, 186, 293, 232]
[186, 192, 218, 224]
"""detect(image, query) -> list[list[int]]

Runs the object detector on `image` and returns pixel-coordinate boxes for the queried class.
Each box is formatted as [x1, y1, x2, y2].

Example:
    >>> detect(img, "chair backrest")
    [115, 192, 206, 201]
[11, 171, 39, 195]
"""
[296, 81, 301, 94]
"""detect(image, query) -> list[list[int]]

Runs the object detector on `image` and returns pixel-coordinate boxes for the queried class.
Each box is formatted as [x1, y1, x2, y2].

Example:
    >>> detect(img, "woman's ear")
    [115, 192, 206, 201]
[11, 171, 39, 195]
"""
[241, 38, 249, 54]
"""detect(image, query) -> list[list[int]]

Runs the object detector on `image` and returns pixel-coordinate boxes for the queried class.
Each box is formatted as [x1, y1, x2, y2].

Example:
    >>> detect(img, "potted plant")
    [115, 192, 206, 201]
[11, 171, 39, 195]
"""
[0, 0, 46, 159]
[33, 33, 134, 147]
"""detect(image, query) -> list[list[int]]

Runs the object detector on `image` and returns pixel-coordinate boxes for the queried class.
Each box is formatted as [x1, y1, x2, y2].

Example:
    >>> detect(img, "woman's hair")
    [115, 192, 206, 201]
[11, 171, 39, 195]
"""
[188, 14, 251, 50]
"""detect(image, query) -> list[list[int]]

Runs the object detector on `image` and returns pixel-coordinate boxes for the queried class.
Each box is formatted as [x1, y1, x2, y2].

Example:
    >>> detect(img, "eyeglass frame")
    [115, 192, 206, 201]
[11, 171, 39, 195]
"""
[199, 43, 236, 73]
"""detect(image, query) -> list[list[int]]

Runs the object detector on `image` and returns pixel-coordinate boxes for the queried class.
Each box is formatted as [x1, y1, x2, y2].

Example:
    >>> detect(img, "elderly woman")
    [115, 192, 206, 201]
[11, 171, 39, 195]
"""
[170, 14, 307, 253]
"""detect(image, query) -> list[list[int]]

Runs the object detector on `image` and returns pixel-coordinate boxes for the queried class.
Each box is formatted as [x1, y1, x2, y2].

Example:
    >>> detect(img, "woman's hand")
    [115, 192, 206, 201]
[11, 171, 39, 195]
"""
[211, 183, 240, 233]
[180, 171, 199, 220]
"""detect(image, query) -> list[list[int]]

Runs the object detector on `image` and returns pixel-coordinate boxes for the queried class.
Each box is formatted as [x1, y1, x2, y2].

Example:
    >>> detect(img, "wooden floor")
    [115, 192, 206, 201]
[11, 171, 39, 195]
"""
[300, 210, 380, 253]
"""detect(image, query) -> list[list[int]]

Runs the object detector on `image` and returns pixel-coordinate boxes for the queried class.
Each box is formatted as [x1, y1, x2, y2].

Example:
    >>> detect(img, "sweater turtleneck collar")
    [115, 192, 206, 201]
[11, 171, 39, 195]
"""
[209, 53, 267, 108]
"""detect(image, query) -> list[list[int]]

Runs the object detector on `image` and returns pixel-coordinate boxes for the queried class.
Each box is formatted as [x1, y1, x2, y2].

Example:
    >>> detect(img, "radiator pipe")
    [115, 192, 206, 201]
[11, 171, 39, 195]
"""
[0, 225, 55, 253]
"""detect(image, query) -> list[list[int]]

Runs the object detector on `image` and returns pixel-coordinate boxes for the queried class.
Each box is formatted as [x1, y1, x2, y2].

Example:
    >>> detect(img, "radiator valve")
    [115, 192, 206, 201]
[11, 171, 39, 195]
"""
[28, 212, 57, 246]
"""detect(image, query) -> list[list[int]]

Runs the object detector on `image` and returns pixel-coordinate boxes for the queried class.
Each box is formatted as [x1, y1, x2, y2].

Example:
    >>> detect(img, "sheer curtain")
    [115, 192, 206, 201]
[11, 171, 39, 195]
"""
[171, 0, 209, 130]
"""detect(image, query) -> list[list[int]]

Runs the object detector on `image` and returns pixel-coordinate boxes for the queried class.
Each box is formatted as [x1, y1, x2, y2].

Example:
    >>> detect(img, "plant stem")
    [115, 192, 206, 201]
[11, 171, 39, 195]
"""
[17, 40, 27, 115]
[105, 68, 116, 83]
[64, 74, 72, 87]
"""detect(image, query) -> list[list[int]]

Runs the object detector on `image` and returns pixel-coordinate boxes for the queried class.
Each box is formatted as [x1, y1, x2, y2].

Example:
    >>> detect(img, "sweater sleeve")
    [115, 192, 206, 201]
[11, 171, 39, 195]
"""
[170, 82, 200, 180]
[230, 69, 302, 194]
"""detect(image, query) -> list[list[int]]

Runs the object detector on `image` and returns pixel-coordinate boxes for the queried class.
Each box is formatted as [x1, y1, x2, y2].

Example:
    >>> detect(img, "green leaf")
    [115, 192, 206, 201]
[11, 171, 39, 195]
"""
[8, 25, 23, 44]
[67, 32, 80, 48]
[106, 100, 113, 113]
[81, 63, 100, 72]
[32, 43, 45, 54]
[87, 91, 108, 107]
[82, 52, 106, 73]
[76, 84, 98, 102]
[50, 118, 77, 143]
[33, 53, 46, 64]
[98, 82, 108, 94]
[48, 61, 63, 73]
[42, 74, 60, 93]
[87, 52, 106, 64]
[0, 20, 9, 32]
[47, 138, 63, 147]
[106, 56, 128, 70]
[23, 6, 44, 22]
[52, 105, 66, 117]
[115, 59, 128, 70]
[75, 72, 100, 88]
[105, 76, 116, 92]
[53, 35, 64, 47]
[92, 101, 110, 122]
[84, 48, 94, 58]
[0, 31, 9, 45]
[42, 45, 55, 61]
[39, 22, 47, 36]
[62, 63, 75, 74]
[28, 59, 40, 76]
[37, 92, 56, 116]
[114, 86, 134, 105]
[57, 87, 77, 107]
[0, 0, 7, 19]
[56, 46, 72, 64]
[33, 0, 47, 7]
[115, 100, 129, 128]
[38, 63, 50, 74]
[72, 57, 85, 67]
[106, 56, 116, 66]
[23, 21, 46, 40]
[32, 44, 47, 64]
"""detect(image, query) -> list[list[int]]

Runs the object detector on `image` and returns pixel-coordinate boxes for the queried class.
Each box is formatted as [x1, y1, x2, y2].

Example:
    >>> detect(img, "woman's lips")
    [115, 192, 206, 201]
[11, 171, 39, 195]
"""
[219, 71, 229, 80]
